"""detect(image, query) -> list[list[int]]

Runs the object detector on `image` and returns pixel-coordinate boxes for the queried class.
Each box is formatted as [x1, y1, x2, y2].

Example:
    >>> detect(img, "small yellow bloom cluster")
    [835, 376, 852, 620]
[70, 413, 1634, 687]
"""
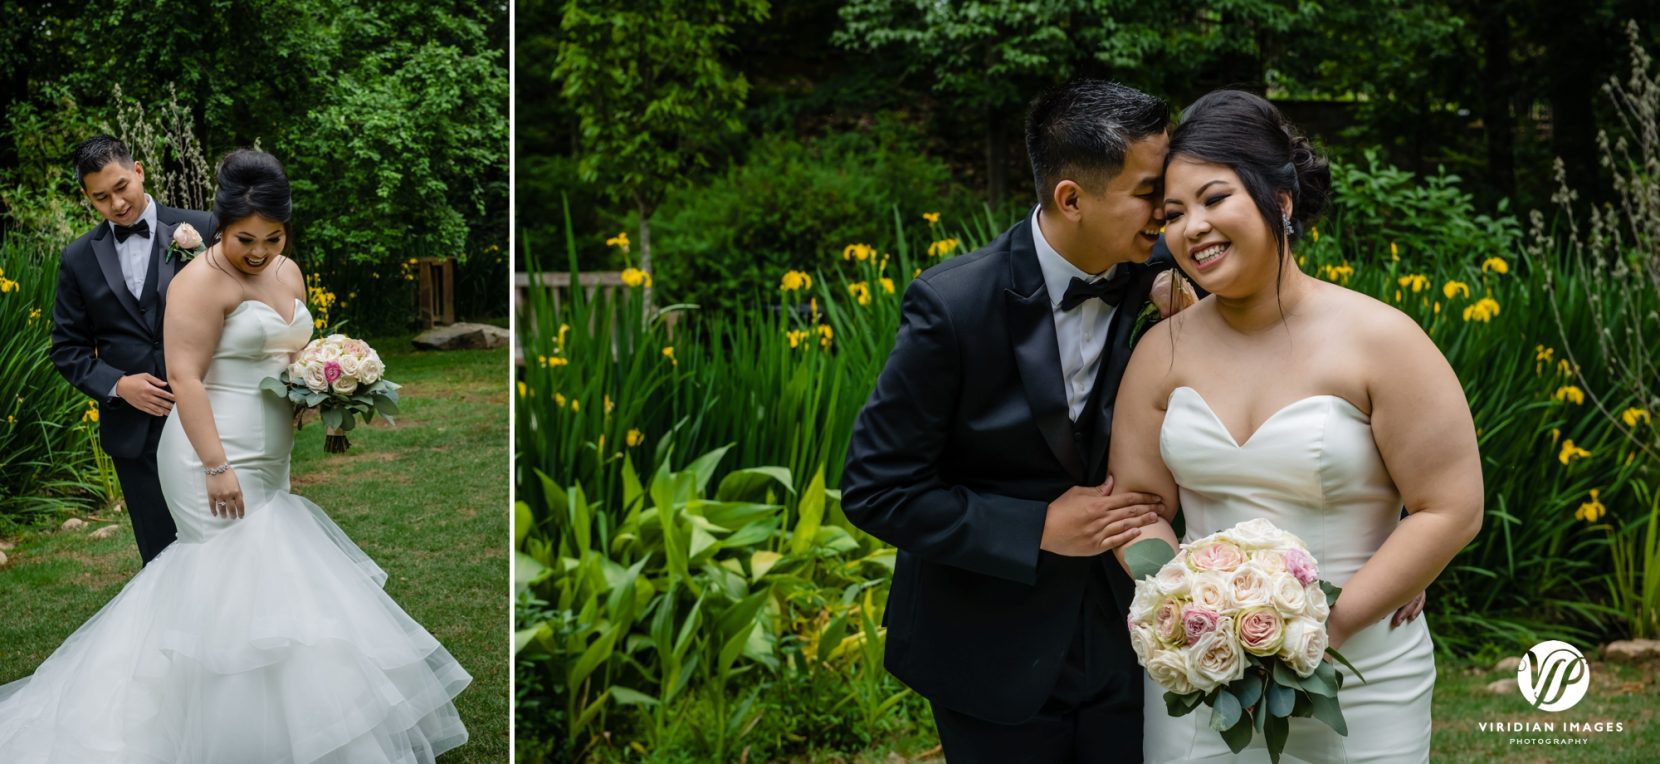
[1623, 408, 1652, 428]
[1534, 345, 1555, 375]
[786, 324, 836, 350]
[1441, 280, 1470, 300]
[843, 243, 876, 262]
[306, 273, 339, 330]
[818, 324, 833, 350]
[1556, 358, 1577, 377]
[1481, 257, 1509, 275]
[780, 270, 813, 292]
[1575, 489, 1606, 522]
[1462, 297, 1500, 322]
[400, 257, 420, 282]
[29, 308, 42, 323]
[787, 329, 810, 349]
[557, 323, 571, 349]
[1321, 263, 1354, 284]
[621, 268, 653, 288]
[607, 232, 630, 252]
[923, 212, 940, 227]
[662, 346, 676, 366]
[848, 281, 872, 306]
[1398, 274, 1430, 293]
[1390, 241, 1400, 261]
[0, 267, 18, 293]
[604, 395, 614, 415]
[927, 239, 961, 258]
[82, 400, 99, 423]
[627, 428, 645, 447]
[537, 354, 569, 368]
[554, 392, 567, 408]
[880, 277, 895, 294]
[517, 381, 527, 398]
[1310, 226, 1319, 243]
[1559, 439, 1592, 465]
[1553, 385, 1585, 405]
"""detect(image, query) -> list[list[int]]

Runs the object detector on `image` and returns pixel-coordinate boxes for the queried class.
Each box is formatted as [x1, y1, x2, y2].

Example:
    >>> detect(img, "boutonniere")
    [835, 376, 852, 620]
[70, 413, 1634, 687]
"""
[167, 223, 206, 264]
[1130, 269, 1200, 348]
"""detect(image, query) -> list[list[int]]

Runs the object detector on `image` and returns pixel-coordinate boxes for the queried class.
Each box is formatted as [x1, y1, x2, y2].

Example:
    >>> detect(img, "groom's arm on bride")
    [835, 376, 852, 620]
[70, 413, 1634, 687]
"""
[1107, 317, 1184, 574]
[1324, 308, 1483, 648]
[842, 279, 1162, 586]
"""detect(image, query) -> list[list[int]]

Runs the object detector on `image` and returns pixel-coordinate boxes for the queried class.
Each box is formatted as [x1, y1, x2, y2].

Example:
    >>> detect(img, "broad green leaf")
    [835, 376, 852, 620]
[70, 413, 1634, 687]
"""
[513, 501, 533, 548]
[1308, 691, 1348, 735]
[817, 613, 850, 665]
[567, 622, 622, 692]
[1230, 673, 1264, 709]
[259, 377, 287, 397]
[514, 551, 549, 591]
[1219, 710, 1254, 753]
[1266, 679, 1295, 717]
[716, 466, 794, 502]
[685, 444, 733, 495]
[750, 550, 783, 582]
[1265, 713, 1290, 759]
[1325, 649, 1367, 684]
[812, 525, 860, 556]
[1209, 687, 1243, 731]
[610, 686, 660, 706]
[512, 623, 549, 655]
[1125, 538, 1177, 580]
[791, 466, 827, 556]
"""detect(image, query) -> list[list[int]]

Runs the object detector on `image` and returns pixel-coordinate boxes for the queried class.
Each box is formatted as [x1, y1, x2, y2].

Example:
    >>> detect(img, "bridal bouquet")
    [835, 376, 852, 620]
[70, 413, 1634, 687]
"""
[1124, 519, 1362, 762]
[260, 334, 400, 453]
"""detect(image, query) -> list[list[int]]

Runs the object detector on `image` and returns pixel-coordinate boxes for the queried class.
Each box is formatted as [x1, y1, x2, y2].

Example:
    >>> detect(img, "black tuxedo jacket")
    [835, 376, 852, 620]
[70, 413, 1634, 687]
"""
[842, 217, 1175, 724]
[50, 203, 215, 459]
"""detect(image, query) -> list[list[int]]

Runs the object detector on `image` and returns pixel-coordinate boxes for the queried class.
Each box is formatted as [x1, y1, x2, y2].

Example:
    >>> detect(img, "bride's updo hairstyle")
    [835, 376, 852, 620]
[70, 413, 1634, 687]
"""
[213, 149, 292, 248]
[1166, 90, 1330, 262]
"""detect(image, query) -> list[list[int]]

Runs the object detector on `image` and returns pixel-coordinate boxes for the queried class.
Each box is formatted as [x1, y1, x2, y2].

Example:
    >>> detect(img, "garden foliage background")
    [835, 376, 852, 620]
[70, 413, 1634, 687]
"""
[520, 1, 1660, 761]
[0, 0, 509, 525]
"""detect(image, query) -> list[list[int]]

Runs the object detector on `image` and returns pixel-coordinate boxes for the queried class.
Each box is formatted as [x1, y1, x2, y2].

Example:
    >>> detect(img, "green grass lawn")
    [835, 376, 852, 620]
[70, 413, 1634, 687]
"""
[0, 335, 509, 762]
[1431, 654, 1660, 762]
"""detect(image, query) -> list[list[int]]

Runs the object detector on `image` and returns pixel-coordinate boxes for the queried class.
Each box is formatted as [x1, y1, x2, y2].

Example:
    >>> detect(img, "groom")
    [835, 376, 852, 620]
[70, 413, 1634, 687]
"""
[843, 80, 1183, 760]
[50, 136, 215, 565]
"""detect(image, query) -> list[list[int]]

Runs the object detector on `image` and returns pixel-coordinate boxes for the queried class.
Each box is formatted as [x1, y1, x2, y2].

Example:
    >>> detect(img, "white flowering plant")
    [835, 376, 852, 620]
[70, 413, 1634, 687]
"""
[1124, 518, 1364, 762]
[259, 334, 399, 453]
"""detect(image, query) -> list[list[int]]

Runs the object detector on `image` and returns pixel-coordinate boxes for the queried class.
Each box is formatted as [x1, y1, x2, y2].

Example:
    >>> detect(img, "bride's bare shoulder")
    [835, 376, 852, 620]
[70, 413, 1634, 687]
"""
[169, 250, 240, 310]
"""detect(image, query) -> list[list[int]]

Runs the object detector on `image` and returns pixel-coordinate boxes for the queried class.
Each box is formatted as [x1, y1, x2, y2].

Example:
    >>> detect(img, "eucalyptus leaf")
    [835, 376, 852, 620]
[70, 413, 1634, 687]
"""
[1308, 692, 1349, 735]
[1264, 713, 1290, 762]
[1266, 679, 1295, 718]
[1124, 538, 1177, 580]
[1209, 687, 1243, 732]
[1218, 711, 1254, 753]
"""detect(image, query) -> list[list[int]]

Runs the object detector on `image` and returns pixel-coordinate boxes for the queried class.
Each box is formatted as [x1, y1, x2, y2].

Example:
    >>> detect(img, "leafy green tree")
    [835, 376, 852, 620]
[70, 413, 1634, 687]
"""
[553, 0, 768, 276]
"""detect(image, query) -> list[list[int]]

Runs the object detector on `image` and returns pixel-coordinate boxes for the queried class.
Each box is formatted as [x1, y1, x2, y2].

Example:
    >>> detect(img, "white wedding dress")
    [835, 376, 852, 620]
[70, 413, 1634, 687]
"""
[0, 298, 470, 762]
[1143, 386, 1434, 763]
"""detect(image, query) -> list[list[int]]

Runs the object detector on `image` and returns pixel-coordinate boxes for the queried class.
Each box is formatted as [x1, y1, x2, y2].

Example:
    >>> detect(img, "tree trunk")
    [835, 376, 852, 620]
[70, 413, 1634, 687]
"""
[1481, 2, 1516, 202]
[985, 109, 1008, 209]
[1538, 1, 1601, 203]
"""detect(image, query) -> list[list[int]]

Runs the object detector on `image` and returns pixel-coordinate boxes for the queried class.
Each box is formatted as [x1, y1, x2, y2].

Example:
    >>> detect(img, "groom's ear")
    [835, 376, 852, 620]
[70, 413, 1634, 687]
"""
[1053, 180, 1086, 222]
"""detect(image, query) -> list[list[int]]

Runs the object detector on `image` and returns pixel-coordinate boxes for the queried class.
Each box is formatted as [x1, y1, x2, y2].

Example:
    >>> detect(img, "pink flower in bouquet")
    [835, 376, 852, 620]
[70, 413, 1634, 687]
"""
[1237, 607, 1287, 656]
[1154, 599, 1185, 645]
[324, 361, 342, 384]
[1181, 606, 1221, 646]
[1284, 548, 1319, 586]
[1187, 539, 1247, 573]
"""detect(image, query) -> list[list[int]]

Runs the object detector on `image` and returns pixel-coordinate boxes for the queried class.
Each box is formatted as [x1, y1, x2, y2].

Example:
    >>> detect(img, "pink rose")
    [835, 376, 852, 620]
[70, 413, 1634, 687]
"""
[173, 223, 203, 250]
[1181, 606, 1221, 646]
[1187, 539, 1247, 573]
[1153, 599, 1185, 645]
[1284, 549, 1319, 586]
[1237, 607, 1286, 656]
[323, 361, 343, 384]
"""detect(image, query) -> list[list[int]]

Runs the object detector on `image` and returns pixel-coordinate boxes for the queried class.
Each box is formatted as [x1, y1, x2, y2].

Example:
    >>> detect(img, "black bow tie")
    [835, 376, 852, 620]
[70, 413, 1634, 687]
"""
[1059, 267, 1134, 311]
[113, 219, 150, 243]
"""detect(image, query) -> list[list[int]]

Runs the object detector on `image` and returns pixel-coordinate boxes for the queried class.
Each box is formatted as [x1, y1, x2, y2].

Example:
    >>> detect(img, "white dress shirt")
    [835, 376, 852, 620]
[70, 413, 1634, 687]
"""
[113, 194, 159, 299]
[1031, 208, 1119, 422]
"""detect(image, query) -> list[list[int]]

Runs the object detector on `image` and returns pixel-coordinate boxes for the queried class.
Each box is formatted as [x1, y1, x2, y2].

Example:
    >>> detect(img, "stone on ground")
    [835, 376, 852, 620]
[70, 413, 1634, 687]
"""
[89, 525, 121, 540]
[61, 518, 86, 531]
[1601, 640, 1660, 663]
[1486, 678, 1518, 695]
[1494, 656, 1521, 672]
[412, 322, 509, 351]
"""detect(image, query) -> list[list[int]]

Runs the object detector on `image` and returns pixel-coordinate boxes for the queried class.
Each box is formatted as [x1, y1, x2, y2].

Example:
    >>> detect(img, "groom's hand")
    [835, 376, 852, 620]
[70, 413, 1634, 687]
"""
[1041, 476, 1163, 557]
[115, 373, 175, 417]
[116, 373, 175, 416]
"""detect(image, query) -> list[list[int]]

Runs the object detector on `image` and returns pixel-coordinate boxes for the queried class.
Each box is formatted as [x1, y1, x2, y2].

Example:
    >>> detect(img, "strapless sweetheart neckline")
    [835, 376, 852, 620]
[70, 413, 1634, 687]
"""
[231, 296, 304, 325]
[1168, 386, 1365, 449]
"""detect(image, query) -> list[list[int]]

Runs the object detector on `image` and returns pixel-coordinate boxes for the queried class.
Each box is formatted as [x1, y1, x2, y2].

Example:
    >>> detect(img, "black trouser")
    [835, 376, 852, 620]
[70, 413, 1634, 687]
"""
[110, 423, 176, 565]
[930, 591, 1143, 763]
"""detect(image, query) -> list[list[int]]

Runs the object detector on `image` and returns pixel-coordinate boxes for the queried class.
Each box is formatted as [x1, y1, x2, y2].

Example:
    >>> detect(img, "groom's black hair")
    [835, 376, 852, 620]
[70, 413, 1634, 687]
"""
[214, 149, 292, 228]
[1025, 80, 1169, 208]
[72, 136, 135, 186]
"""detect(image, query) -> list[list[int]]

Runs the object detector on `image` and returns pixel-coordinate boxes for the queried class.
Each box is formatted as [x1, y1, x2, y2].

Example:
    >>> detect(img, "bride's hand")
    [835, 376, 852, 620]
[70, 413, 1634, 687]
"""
[207, 468, 245, 519]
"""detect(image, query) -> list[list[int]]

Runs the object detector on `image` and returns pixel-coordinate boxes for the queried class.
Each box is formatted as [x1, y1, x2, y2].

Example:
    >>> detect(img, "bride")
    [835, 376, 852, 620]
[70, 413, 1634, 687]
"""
[0, 150, 471, 762]
[1110, 91, 1482, 762]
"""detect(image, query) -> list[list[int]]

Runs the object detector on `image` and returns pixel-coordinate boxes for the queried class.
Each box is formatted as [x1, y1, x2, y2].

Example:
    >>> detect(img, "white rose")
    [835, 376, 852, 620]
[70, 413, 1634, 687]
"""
[316, 342, 342, 362]
[1129, 583, 1161, 626]
[302, 363, 329, 393]
[1228, 518, 1288, 549]
[1303, 585, 1331, 622]
[172, 223, 203, 250]
[325, 333, 347, 344]
[1229, 563, 1273, 608]
[1190, 571, 1232, 612]
[1154, 561, 1191, 598]
[1185, 618, 1245, 690]
[1129, 623, 1159, 664]
[337, 355, 362, 378]
[332, 376, 359, 395]
[287, 362, 306, 381]
[1269, 573, 1309, 618]
[1253, 549, 1289, 574]
[1145, 647, 1197, 695]
[1278, 617, 1329, 677]
[359, 355, 385, 384]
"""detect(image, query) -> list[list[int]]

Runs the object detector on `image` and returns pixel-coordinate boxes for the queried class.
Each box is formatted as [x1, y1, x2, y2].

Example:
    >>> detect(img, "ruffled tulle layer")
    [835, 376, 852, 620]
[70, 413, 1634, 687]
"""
[0, 492, 470, 763]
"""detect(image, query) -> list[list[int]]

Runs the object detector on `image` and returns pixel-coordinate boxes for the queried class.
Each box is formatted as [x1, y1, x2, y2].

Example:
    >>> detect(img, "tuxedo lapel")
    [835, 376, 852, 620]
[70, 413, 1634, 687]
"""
[152, 218, 177, 319]
[1081, 264, 1155, 478]
[91, 224, 148, 330]
[1003, 222, 1086, 482]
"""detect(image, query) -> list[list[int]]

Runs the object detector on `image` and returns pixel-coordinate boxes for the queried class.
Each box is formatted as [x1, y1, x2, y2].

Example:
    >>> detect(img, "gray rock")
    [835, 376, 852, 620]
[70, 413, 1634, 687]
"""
[61, 518, 87, 531]
[0, 550, 8, 566]
[1495, 656, 1522, 672]
[412, 322, 509, 351]
[1486, 678, 1518, 695]
[90, 525, 121, 540]
[1601, 639, 1660, 663]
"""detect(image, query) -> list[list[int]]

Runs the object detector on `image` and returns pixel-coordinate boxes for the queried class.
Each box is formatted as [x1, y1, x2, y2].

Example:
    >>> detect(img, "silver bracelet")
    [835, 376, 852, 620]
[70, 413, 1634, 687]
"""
[204, 462, 232, 476]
